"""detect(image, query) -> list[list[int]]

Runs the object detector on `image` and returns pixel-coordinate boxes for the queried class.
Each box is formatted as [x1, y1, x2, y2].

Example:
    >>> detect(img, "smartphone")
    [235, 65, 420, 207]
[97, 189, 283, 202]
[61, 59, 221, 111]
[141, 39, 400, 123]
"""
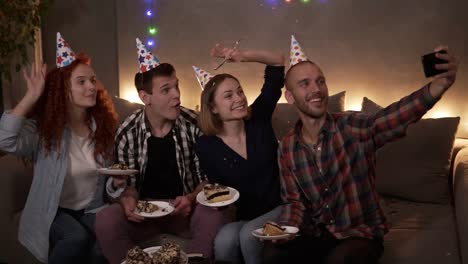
[421, 50, 448, 78]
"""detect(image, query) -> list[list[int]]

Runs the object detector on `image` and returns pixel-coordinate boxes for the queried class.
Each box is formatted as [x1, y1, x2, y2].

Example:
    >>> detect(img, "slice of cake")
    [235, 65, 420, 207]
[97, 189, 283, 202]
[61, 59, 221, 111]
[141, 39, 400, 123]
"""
[136, 201, 159, 214]
[263, 221, 286, 236]
[125, 246, 152, 264]
[203, 183, 231, 203]
[152, 242, 181, 264]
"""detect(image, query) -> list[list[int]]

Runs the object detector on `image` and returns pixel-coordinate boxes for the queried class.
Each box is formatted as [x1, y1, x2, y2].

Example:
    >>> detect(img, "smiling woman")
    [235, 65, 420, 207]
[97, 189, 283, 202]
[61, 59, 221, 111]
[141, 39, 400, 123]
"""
[32, 53, 117, 156]
[198, 73, 244, 136]
[0, 33, 118, 263]
[195, 45, 286, 264]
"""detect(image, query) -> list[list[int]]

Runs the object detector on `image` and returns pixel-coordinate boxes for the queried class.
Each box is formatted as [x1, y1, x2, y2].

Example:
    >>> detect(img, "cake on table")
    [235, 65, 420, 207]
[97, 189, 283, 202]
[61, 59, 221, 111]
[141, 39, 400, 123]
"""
[152, 242, 181, 264]
[125, 242, 182, 264]
[125, 246, 152, 264]
[203, 183, 231, 203]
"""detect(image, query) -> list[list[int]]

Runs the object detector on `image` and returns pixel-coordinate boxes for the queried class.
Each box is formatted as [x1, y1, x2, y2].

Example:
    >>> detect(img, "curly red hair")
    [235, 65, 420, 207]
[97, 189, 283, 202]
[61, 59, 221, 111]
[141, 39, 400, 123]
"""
[32, 53, 118, 162]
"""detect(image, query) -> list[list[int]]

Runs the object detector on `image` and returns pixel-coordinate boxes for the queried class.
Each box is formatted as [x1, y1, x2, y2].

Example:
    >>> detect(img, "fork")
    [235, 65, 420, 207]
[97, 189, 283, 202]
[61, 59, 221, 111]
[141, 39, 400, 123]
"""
[213, 39, 242, 70]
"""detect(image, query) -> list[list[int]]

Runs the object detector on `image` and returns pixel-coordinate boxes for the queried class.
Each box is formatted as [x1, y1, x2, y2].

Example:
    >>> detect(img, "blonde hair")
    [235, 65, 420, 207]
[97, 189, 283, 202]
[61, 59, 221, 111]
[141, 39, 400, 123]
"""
[198, 73, 241, 136]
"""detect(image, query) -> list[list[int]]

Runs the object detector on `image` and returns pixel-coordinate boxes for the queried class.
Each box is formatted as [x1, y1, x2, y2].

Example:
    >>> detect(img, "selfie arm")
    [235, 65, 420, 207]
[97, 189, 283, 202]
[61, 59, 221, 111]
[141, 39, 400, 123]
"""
[428, 46, 459, 99]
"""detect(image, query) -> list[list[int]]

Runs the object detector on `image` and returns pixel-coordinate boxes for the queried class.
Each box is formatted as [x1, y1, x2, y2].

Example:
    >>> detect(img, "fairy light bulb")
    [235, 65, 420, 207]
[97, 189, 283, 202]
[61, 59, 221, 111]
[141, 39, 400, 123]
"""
[148, 26, 158, 35]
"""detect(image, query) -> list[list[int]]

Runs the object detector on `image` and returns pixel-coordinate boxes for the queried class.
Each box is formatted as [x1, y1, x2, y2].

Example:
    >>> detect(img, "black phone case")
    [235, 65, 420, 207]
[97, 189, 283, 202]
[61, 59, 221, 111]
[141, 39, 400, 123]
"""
[421, 50, 448, 78]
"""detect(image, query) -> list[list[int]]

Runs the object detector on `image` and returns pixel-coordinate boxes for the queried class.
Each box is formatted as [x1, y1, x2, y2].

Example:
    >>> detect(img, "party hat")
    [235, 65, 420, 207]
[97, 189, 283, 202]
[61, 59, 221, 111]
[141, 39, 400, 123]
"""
[289, 35, 309, 68]
[192, 66, 214, 90]
[56, 32, 76, 68]
[136, 38, 161, 73]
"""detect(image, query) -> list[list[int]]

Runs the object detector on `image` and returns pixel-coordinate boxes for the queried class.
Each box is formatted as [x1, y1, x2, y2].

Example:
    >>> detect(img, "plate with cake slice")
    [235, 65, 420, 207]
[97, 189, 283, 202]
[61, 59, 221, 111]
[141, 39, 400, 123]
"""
[98, 163, 139, 176]
[252, 221, 299, 240]
[196, 183, 240, 207]
[121, 243, 188, 264]
[133, 200, 174, 218]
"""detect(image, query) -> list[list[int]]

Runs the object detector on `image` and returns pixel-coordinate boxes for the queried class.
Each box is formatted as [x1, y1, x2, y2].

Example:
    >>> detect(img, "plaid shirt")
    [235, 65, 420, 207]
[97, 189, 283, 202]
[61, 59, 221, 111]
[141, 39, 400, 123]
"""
[114, 106, 205, 194]
[278, 85, 437, 239]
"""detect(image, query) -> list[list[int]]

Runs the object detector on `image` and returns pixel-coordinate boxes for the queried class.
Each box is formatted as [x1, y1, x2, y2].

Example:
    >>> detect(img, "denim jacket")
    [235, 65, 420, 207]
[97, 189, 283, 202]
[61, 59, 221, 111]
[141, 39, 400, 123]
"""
[0, 112, 109, 263]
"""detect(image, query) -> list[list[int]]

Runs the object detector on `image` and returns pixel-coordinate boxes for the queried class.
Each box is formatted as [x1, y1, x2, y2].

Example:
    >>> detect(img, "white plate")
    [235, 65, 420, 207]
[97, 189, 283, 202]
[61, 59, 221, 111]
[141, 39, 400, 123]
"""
[196, 187, 240, 207]
[97, 168, 139, 176]
[251, 226, 299, 240]
[133, 201, 174, 218]
[121, 246, 188, 264]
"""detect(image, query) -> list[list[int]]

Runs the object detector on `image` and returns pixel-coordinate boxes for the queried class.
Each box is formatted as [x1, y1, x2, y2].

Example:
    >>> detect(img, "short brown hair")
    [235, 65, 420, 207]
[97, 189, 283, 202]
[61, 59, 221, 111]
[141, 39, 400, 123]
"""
[198, 73, 241, 136]
[134, 63, 175, 94]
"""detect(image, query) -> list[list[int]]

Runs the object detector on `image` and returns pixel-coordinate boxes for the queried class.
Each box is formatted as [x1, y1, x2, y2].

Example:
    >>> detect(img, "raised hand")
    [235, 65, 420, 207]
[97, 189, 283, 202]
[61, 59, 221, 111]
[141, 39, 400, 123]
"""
[11, 63, 47, 117]
[211, 43, 243, 63]
[211, 43, 284, 67]
[22, 63, 47, 101]
[429, 46, 459, 98]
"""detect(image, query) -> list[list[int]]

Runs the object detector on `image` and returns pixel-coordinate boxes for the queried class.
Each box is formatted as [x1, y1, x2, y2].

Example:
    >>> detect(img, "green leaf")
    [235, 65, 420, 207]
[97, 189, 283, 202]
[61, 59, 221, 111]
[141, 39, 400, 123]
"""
[0, 0, 51, 81]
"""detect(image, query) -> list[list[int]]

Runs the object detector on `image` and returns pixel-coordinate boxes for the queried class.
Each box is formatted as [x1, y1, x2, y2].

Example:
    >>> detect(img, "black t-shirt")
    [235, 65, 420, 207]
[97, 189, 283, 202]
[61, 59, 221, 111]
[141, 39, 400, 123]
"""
[140, 131, 183, 200]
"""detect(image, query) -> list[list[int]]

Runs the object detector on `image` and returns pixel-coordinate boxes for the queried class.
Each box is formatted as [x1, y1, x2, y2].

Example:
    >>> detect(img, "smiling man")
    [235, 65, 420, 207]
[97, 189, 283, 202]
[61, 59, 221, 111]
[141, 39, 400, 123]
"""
[94, 38, 225, 264]
[267, 35, 459, 264]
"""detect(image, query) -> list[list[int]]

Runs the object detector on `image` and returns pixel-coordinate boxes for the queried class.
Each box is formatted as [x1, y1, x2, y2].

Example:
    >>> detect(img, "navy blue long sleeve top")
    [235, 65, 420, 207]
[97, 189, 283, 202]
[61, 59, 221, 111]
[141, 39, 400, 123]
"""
[195, 65, 285, 220]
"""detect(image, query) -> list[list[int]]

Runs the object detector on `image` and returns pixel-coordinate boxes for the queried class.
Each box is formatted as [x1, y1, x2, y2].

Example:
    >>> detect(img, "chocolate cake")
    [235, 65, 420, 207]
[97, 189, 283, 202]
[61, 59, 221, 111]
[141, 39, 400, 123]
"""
[110, 163, 129, 170]
[203, 183, 231, 203]
[125, 246, 152, 264]
[136, 201, 159, 214]
[152, 242, 181, 264]
[263, 221, 286, 236]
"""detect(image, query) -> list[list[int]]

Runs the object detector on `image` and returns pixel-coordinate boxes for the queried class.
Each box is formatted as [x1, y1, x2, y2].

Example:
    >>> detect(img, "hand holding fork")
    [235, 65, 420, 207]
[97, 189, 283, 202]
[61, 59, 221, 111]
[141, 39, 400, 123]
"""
[212, 39, 242, 70]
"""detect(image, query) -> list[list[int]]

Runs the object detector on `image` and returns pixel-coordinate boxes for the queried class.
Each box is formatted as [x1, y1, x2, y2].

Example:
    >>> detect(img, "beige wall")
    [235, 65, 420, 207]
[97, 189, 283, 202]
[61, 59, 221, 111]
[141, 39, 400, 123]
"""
[12, 0, 468, 137]
[114, 0, 468, 137]
[41, 0, 119, 96]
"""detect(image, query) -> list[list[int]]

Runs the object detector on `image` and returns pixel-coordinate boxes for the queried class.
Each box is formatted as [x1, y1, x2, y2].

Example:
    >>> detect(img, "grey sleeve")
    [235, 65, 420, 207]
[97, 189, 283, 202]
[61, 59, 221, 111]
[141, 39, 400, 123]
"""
[0, 112, 39, 160]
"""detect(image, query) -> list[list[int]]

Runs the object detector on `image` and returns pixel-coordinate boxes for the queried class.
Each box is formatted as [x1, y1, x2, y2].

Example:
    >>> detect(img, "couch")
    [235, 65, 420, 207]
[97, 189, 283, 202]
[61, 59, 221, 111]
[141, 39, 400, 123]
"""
[1, 95, 468, 264]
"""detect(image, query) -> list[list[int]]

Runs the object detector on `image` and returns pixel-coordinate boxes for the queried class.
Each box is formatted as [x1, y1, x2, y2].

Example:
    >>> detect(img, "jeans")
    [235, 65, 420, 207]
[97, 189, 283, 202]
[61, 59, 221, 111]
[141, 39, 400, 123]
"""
[263, 225, 384, 264]
[49, 207, 107, 264]
[95, 203, 227, 264]
[214, 205, 282, 264]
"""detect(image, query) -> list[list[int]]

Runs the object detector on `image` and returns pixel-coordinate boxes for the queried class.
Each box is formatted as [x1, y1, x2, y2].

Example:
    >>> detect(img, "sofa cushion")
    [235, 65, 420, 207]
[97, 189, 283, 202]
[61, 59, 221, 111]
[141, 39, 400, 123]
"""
[111, 96, 143, 124]
[379, 197, 460, 264]
[0, 156, 39, 264]
[361, 97, 459, 203]
[272, 91, 346, 140]
[361, 96, 382, 114]
[0, 155, 33, 216]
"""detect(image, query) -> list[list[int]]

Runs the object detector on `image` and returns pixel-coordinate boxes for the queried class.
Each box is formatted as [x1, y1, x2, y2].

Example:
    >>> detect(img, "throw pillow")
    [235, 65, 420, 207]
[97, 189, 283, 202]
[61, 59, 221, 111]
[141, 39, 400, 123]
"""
[112, 96, 144, 124]
[361, 97, 459, 204]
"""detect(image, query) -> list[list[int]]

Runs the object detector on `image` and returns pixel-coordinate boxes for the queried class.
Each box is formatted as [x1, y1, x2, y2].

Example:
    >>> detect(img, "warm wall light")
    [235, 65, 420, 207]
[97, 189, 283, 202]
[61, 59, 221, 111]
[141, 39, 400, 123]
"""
[278, 95, 288, 103]
[426, 110, 453, 119]
[461, 120, 468, 136]
[458, 120, 468, 132]
[424, 106, 454, 119]
[345, 96, 362, 111]
[120, 87, 141, 104]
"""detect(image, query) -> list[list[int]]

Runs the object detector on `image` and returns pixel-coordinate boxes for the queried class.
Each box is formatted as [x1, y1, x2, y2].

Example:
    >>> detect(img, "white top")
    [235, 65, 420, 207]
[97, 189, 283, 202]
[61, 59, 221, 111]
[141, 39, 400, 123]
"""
[59, 132, 100, 210]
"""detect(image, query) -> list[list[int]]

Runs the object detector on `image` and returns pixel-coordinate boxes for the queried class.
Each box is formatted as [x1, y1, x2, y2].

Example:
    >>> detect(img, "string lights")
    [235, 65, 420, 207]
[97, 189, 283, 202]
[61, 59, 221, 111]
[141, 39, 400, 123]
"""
[263, 0, 320, 6]
[145, 0, 158, 47]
